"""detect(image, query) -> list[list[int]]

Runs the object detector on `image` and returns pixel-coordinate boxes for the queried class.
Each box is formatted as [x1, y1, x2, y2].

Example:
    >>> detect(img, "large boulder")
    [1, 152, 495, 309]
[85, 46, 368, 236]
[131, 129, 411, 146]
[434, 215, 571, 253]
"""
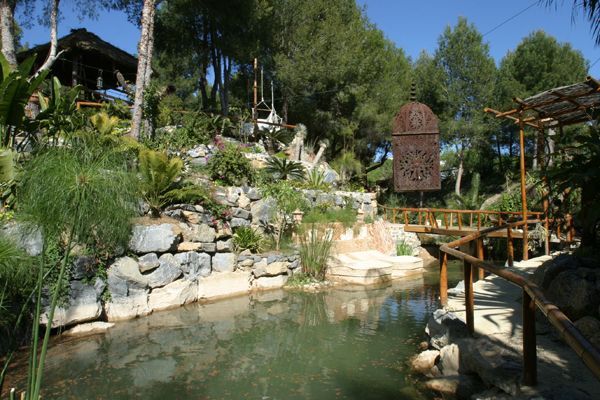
[174, 251, 211, 279]
[212, 253, 237, 273]
[250, 197, 277, 225]
[108, 257, 148, 292]
[438, 343, 460, 376]
[138, 253, 160, 273]
[197, 270, 251, 300]
[0, 222, 43, 256]
[547, 268, 599, 321]
[425, 309, 470, 350]
[63, 321, 115, 337]
[183, 224, 216, 243]
[574, 316, 600, 349]
[105, 288, 151, 321]
[148, 280, 197, 312]
[40, 279, 104, 328]
[129, 224, 180, 253]
[253, 274, 288, 290]
[145, 254, 182, 288]
[532, 254, 581, 290]
[410, 350, 440, 376]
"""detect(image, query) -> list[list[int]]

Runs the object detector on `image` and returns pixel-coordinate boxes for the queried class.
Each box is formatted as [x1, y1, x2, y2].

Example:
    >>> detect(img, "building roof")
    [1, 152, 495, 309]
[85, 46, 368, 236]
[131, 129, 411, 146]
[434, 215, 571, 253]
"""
[485, 76, 600, 129]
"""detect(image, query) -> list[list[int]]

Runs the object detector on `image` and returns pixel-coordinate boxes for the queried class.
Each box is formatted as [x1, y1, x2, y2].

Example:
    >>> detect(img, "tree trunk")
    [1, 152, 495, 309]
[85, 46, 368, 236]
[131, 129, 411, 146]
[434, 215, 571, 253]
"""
[142, 7, 156, 138]
[495, 134, 504, 172]
[35, 0, 63, 77]
[455, 151, 464, 196]
[0, 0, 16, 69]
[130, 0, 156, 140]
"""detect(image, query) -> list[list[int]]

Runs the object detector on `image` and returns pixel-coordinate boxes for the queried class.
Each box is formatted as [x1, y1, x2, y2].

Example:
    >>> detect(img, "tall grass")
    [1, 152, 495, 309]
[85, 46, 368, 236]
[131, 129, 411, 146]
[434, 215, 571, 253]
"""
[396, 240, 413, 256]
[299, 224, 334, 281]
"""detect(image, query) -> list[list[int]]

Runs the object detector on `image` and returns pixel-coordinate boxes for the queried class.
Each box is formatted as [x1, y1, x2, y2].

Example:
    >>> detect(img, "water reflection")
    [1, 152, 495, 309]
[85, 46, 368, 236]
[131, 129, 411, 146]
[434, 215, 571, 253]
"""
[6, 268, 457, 400]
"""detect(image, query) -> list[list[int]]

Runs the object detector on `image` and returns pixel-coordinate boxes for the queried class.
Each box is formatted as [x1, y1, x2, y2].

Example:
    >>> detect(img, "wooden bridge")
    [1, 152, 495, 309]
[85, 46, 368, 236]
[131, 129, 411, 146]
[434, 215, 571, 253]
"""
[378, 206, 576, 257]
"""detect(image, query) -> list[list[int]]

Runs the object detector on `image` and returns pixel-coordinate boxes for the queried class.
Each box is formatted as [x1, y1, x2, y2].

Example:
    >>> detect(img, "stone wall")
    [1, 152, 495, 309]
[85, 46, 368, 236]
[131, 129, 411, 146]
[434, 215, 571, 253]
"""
[41, 185, 376, 329]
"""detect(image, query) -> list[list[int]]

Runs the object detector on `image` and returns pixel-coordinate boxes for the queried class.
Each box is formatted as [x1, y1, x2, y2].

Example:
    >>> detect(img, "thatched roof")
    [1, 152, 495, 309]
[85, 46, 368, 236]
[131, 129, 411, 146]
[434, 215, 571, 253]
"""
[18, 28, 137, 91]
[485, 77, 600, 129]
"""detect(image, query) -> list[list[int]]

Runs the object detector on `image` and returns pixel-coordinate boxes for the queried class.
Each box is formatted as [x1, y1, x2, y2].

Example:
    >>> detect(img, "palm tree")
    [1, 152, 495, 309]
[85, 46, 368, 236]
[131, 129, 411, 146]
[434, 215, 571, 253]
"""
[265, 157, 306, 180]
[543, 1, 600, 44]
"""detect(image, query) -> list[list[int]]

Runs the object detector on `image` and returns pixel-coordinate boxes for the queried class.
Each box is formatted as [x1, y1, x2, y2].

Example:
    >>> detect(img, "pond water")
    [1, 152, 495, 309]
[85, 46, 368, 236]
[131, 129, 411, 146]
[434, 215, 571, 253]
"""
[6, 265, 462, 400]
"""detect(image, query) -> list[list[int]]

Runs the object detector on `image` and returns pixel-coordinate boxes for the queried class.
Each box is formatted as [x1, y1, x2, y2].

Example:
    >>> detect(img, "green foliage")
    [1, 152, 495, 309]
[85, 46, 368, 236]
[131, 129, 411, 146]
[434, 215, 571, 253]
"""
[32, 77, 84, 146]
[89, 111, 121, 136]
[102, 99, 132, 120]
[302, 168, 330, 191]
[366, 159, 392, 187]
[285, 272, 317, 287]
[138, 149, 184, 217]
[16, 140, 139, 400]
[261, 180, 308, 250]
[302, 206, 356, 228]
[232, 226, 265, 253]
[299, 224, 334, 281]
[496, 191, 522, 213]
[0, 53, 48, 148]
[331, 151, 362, 184]
[396, 240, 413, 256]
[265, 157, 305, 180]
[207, 144, 255, 186]
[447, 173, 483, 210]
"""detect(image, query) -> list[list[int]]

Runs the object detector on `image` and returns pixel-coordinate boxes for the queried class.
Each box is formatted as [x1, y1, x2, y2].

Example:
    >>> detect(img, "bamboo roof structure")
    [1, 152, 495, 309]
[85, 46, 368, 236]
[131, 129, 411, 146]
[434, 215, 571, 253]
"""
[485, 76, 600, 128]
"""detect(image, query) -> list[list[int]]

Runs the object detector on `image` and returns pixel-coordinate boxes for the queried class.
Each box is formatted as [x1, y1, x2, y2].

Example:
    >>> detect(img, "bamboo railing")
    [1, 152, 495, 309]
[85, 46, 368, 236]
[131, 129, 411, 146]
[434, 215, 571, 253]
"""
[438, 220, 600, 385]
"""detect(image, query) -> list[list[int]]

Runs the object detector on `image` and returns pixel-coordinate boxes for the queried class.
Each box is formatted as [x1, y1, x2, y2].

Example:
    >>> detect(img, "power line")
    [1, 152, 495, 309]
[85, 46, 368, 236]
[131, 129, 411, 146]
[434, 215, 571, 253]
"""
[482, 1, 539, 37]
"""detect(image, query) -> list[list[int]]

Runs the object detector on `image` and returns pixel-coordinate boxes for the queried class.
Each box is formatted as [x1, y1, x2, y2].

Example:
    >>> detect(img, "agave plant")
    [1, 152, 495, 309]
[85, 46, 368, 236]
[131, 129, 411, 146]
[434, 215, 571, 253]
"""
[304, 168, 330, 190]
[265, 156, 305, 180]
[139, 149, 184, 217]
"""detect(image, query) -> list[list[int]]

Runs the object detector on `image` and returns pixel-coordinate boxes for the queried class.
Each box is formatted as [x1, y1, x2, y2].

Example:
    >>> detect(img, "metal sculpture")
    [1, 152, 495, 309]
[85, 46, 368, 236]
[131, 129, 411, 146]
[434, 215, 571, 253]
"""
[392, 101, 440, 192]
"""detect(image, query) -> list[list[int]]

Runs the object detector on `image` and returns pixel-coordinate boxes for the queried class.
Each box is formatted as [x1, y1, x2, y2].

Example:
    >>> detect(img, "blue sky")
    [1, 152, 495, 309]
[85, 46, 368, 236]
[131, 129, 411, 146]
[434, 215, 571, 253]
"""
[20, 0, 600, 76]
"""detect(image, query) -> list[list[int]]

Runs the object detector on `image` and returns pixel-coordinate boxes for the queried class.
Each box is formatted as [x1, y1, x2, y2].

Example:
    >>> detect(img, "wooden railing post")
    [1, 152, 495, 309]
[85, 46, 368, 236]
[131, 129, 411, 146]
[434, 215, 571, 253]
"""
[464, 260, 474, 335]
[440, 252, 448, 307]
[567, 214, 575, 242]
[522, 289, 537, 386]
[507, 226, 514, 267]
[477, 237, 485, 280]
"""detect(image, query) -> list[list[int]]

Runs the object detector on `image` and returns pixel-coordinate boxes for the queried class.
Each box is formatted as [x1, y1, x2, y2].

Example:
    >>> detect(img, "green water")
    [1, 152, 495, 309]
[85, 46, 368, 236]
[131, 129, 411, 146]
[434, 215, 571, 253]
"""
[6, 267, 462, 400]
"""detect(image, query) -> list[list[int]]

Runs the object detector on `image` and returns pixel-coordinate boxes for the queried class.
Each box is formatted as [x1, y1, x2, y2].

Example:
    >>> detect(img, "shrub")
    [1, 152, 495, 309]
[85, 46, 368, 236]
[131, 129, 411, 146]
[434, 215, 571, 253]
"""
[232, 226, 264, 253]
[139, 149, 184, 217]
[207, 144, 255, 186]
[299, 224, 334, 281]
[264, 157, 305, 180]
[302, 206, 357, 228]
[261, 181, 309, 250]
[396, 240, 413, 256]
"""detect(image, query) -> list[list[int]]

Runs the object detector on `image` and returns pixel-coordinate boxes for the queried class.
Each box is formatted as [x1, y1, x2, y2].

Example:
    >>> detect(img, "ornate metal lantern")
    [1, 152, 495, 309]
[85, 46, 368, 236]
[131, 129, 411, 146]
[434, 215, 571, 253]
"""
[392, 101, 440, 192]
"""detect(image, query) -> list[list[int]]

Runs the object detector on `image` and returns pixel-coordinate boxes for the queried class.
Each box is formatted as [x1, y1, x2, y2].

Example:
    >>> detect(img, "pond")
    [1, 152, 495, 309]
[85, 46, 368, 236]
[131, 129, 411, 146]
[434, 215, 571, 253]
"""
[5, 265, 462, 400]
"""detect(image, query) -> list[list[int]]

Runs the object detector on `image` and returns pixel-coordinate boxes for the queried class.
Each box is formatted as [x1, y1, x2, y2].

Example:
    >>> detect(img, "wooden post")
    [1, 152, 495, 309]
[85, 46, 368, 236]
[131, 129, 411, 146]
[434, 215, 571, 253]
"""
[519, 118, 529, 260]
[477, 238, 485, 280]
[464, 260, 474, 335]
[253, 58, 258, 121]
[440, 252, 448, 307]
[543, 180, 550, 256]
[567, 214, 575, 242]
[507, 226, 514, 267]
[522, 289, 537, 386]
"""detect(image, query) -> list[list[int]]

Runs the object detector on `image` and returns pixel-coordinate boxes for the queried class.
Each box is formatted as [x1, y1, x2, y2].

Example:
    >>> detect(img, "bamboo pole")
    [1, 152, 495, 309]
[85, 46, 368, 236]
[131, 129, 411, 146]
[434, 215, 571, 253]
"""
[440, 252, 448, 307]
[519, 117, 529, 260]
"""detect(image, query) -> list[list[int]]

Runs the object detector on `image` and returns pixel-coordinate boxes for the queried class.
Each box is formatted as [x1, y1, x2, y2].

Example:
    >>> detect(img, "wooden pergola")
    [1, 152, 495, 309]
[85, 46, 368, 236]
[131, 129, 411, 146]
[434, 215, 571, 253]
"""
[484, 76, 600, 259]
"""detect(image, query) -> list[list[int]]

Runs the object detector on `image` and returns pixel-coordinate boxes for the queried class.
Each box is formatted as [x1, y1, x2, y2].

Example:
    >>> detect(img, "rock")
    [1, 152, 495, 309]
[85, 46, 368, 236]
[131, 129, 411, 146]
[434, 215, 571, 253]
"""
[438, 344, 460, 376]
[212, 253, 236, 272]
[175, 251, 211, 279]
[145, 254, 182, 288]
[547, 268, 599, 320]
[253, 274, 288, 289]
[198, 270, 251, 300]
[448, 280, 465, 296]
[532, 254, 582, 290]
[289, 259, 300, 270]
[250, 197, 277, 225]
[177, 242, 203, 252]
[238, 193, 251, 209]
[105, 288, 151, 321]
[238, 258, 254, 268]
[458, 338, 522, 396]
[265, 261, 289, 276]
[201, 243, 216, 252]
[410, 350, 440, 375]
[216, 239, 233, 252]
[138, 253, 160, 273]
[0, 222, 43, 256]
[184, 224, 216, 243]
[63, 322, 115, 337]
[148, 280, 197, 312]
[187, 147, 206, 158]
[574, 316, 600, 348]
[40, 280, 103, 328]
[129, 224, 180, 253]
[230, 217, 251, 228]
[215, 221, 233, 239]
[246, 187, 262, 201]
[425, 309, 469, 350]
[108, 257, 148, 290]
[71, 256, 97, 280]
[232, 207, 250, 219]
[182, 210, 202, 225]
[425, 375, 485, 399]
